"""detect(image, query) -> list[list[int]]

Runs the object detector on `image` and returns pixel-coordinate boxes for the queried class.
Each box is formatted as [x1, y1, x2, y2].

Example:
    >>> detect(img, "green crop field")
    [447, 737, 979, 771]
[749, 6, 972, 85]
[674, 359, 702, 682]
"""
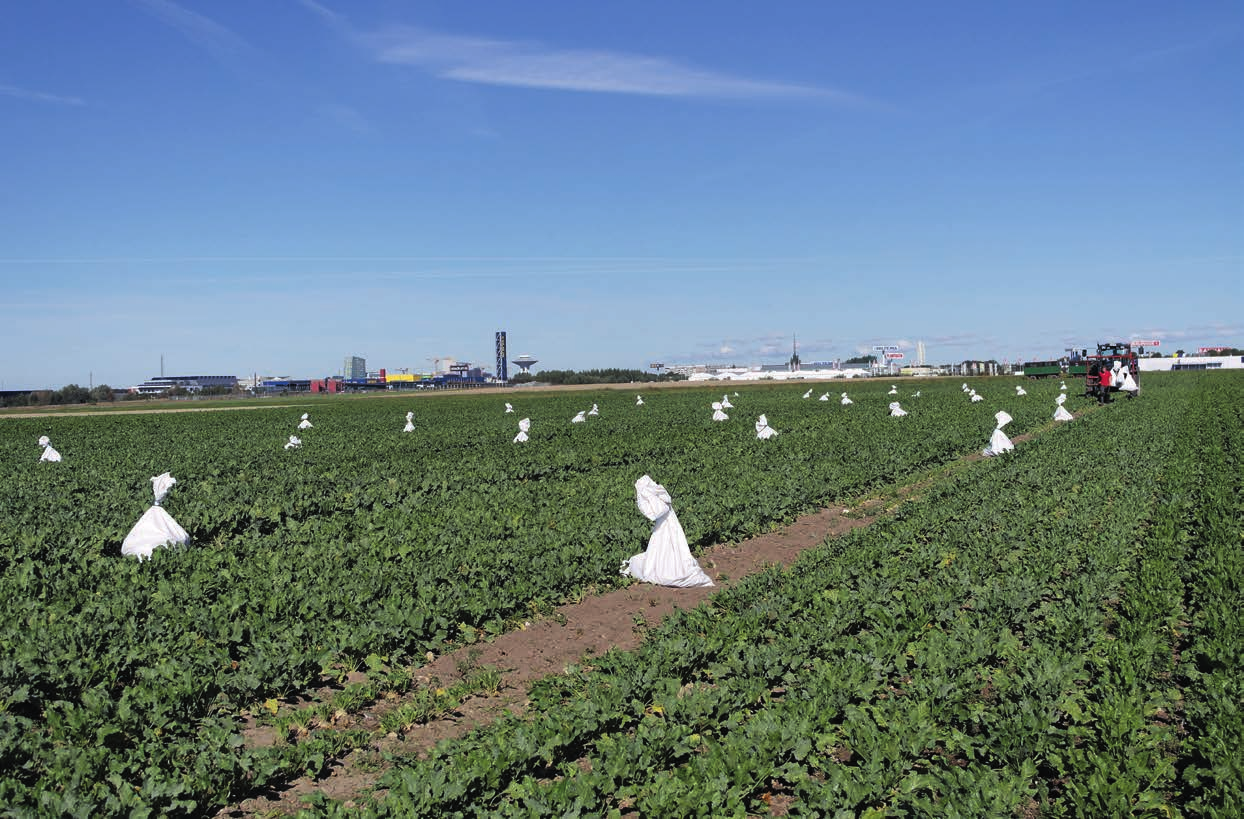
[1, 373, 1239, 816]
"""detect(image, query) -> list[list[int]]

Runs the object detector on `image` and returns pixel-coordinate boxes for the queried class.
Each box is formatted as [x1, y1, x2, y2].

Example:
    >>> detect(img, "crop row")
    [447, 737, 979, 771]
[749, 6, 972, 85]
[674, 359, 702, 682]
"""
[0, 379, 1075, 815]
[327, 372, 1243, 817]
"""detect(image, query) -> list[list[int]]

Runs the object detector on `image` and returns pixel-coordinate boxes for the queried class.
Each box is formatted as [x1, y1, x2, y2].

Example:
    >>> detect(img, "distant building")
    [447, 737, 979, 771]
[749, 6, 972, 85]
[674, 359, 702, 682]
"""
[131, 375, 237, 395]
[343, 355, 366, 380]
[1139, 355, 1244, 372]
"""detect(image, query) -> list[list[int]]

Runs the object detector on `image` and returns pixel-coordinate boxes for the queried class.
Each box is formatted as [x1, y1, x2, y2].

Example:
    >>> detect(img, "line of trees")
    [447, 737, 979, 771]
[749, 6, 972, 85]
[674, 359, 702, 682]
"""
[2, 384, 123, 408]
[509, 368, 687, 386]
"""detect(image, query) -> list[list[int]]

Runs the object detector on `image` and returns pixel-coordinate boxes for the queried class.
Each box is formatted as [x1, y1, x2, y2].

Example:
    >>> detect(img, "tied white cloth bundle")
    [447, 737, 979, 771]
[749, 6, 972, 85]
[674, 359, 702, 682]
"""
[298, 413, 313, 430]
[505, 403, 514, 414]
[284, 435, 302, 449]
[1056, 393, 1067, 406]
[818, 393, 830, 401]
[1118, 368, 1138, 393]
[711, 402, 729, 422]
[121, 473, 190, 560]
[1060, 381, 1068, 391]
[721, 394, 733, 409]
[970, 391, 984, 403]
[841, 392, 853, 406]
[888, 386, 898, 395]
[802, 389, 812, 399]
[1016, 385, 1027, 396]
[571, 411, 586, 424]
[38, 435, 62, 463]
[983, 410, 1015, 457]
[1054, 403, 1074, 422]
[962, 383, 969, 392]
[755, 415, 778, 439]
[513, 417, 530, 443]
[588, 404, 600, 416]
[620, 476, 713, 588]
[636, 395, 644, 406]
[403, 411, 415, 433]
[889, 402, 908, 417]
[912, 391, 921, 398]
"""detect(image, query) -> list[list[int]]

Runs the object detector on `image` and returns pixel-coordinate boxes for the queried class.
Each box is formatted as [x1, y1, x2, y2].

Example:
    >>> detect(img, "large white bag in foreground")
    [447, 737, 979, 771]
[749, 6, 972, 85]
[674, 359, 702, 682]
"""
[620, 475, 714, 588]
[571, 411, 586, 424]
[513, 417, 530, 443]
[505, 403, 514, 413]
[122, 473, 189, 560]
[298, 413, 313, 430]
[38, 435, 62, 462]
[841, 393, 853, 406]
[635, 395, 644, 406]
[403, 411, 415, 433]
[1118, 369, 1138, 393]
[983, 410, 1015, 457]
[755, 415, 778, 439]
[721, 394, 733, 409]
[889, 401, 908, 417]
[1054, 404, 1074, 422]
[711, 402, 729, 422]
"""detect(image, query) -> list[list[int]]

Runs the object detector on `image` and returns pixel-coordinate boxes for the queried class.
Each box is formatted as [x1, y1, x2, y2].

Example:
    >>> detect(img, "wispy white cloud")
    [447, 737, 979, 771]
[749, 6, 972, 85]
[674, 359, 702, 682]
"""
[131, 0, 255, 67]
[360, 25, 853, 101]
[0, 83, 85, 106]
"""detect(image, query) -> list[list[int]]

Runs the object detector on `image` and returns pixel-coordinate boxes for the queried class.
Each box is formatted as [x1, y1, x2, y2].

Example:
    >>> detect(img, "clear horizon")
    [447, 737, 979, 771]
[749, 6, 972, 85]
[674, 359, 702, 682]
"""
[2, 1, 1241, 390]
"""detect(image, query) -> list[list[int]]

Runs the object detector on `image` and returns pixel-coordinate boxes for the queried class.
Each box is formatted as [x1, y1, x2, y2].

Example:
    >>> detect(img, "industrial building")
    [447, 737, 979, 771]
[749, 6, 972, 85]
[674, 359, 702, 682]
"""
[1139, 355, 1244, 372]
[131, 375, 237, 395]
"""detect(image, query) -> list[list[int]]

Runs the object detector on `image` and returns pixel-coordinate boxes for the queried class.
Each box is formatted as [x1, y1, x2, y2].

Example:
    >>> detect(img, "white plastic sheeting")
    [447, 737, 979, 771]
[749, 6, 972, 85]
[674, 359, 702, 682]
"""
[588, 404, 600, 416]
[620, 476, 714, 588]
[721, 395, 733, 409]
[514, 418, 531, 443]
[1015, 386, 1027, 396]
[802, 389, 812, 399]
[1118, 370, 1139, 393]
[841, 392, 853, 406]
[889, 402, 908, 417]
[711, 402, 729, 422]
[505, 403, 514, 414]
[912, 391, 921, 398]
[983, 411, 1015, 457]
[403, 412, 415, 433]
[1060, 381, 1068, 391]
[284, 435, 302, 449]
[121, 473, 189, 561]
[1054, 405, 1074, 422]
[755, 414, 778, 439]
[888, 386, 898, 395]
[298, 413, 313, 430]
[970, 392, 984, 403]
[636, 395, 644, 406]
[38, 436, 62, 462]
[571, 411, 587, 424]
[1056, 393, 1067, 406]
[818, 393, 830, 401]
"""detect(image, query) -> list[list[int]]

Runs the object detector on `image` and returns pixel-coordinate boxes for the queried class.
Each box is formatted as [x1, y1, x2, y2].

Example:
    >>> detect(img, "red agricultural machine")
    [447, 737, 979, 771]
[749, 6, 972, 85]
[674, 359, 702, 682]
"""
[1083, 342, 1140, 400]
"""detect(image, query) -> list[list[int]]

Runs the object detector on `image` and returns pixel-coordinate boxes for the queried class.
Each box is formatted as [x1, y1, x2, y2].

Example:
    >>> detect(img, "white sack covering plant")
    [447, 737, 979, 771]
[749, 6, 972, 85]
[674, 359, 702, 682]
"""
[1056, 393, 1067, 406]
[983, 410, 1015, 457]
[818, 393, 830, 401]
[889, 401, 908, 417]
[970, 391, 984, 403]
[636, 395, 644, 406]
[1060, 381, 1067, 391]
[721, 395, 733, 409]
[711, 402, 729, 422]
[571, 411, 586, 424]
[620, 475, 714, 588]
[38, 435, 62, 463]
[121, 473, 189, 561]
[403, 411, 415, 433]
[1054, 404, 1074, 422]
[802, 389, 812, 399]
[514, 418, 530, 443]
[755, 414, 778, 439]
[505, 403, 514, 414]
[298, 413, 313, 430]
[588, 404, 600, 416]
[285, 435, 302, 449]
[1118, 368, 1139, 393]
[841, 392, 853, 406]
[1016, 385, 1027, 396]
[888, 386, 898, 395]
[962, 383, 969, 391]
[912, 391, 921, 398]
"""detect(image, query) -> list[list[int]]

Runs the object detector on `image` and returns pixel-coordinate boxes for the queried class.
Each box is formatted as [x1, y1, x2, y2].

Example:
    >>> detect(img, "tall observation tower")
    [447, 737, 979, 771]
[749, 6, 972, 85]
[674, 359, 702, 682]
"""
[512, 354, 539, 374]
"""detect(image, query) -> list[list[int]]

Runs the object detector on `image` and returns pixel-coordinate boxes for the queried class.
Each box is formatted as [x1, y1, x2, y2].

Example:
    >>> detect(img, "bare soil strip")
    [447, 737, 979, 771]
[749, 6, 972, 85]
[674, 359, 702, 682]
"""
[214, 408, 1094, 816]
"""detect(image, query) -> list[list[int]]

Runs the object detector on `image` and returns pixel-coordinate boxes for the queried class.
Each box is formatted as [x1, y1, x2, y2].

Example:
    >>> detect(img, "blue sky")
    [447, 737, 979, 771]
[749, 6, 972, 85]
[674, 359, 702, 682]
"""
[1, 1, 1241, 389]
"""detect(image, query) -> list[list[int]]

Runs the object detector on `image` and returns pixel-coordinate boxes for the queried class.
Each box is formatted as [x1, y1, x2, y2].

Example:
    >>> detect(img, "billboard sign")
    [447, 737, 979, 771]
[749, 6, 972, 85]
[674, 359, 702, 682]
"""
[872, 345, 900, 352]
[1198, 346, 1228, 354]
[884, 352, 905, 360]
[1132, 340, 1160, 347]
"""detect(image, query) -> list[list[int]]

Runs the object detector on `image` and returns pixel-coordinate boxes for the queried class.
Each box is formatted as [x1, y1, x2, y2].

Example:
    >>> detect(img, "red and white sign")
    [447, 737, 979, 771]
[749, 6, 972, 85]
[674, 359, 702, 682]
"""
[1198, 346, 1228, 354]
[884, 352, 905, 360]
[1132, 339, 1160, 347]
